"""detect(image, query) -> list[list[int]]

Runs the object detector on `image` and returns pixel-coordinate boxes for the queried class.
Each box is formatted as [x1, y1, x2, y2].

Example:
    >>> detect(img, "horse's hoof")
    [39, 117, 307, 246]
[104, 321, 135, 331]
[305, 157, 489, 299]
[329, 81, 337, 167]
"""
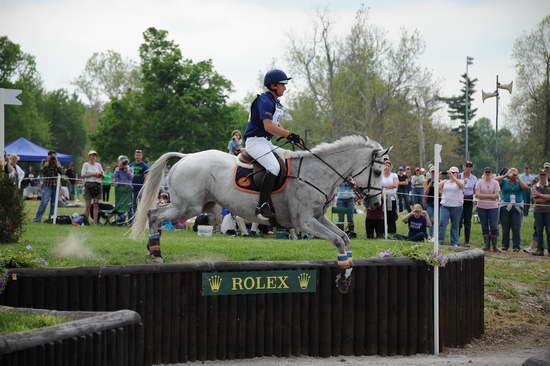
[335, 272, 353, 294]
[145, 254, 164, 264]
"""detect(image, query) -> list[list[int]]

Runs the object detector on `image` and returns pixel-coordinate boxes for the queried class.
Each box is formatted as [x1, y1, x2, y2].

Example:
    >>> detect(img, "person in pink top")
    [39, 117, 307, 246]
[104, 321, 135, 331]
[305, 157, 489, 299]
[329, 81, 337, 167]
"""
[475, 167, 501, 251]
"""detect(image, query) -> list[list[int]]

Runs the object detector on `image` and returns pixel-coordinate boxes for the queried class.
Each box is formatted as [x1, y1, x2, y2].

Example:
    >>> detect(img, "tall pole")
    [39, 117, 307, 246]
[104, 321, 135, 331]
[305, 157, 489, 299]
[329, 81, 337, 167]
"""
[433, 143, 442, 355]
[495, 75, 500, 171]
[465, 56, 473, 161]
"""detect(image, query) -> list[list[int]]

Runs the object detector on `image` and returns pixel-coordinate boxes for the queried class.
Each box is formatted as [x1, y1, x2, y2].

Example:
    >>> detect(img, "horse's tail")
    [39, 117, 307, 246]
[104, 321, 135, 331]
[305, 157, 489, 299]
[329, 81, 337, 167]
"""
[130, 152, 187, 240]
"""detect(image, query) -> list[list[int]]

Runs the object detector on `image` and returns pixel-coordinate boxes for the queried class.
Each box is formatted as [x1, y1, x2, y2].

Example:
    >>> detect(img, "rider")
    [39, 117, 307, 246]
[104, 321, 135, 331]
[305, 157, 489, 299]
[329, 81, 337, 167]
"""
[243, 69, 302, 220]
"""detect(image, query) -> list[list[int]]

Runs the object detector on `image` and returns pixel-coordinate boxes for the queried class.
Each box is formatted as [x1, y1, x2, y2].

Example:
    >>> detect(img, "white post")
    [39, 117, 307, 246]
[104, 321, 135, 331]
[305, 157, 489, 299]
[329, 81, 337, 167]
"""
[0, 89, 22, 165]
[433, 143, 442, 355]
[52, 174, 61, 224]
[383, 188, 388, 240]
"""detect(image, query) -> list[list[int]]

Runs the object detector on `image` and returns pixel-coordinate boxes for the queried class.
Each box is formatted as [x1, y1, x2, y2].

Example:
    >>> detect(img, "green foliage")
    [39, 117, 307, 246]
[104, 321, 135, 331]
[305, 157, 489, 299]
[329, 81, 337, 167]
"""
[0, 311, 68, 335]
[43, 89, 88, 158]
[0, 172, 25, 243]
[0, 244, 48, 293]
[378, 243, 449, 267]
[91, 27, 241, 159]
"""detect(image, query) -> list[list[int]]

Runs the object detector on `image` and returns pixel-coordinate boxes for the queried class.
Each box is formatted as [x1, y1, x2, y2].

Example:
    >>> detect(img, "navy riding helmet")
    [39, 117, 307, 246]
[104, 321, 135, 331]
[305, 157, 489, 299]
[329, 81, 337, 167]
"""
[263, 69, 292, 87]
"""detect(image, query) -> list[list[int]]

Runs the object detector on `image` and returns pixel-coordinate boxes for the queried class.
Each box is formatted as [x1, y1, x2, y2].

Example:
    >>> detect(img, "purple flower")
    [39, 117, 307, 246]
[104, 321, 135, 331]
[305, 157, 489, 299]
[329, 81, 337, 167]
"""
[36, 258, 48, 266]
[378, 250, 392, 258]
[26, 245, 33, 250]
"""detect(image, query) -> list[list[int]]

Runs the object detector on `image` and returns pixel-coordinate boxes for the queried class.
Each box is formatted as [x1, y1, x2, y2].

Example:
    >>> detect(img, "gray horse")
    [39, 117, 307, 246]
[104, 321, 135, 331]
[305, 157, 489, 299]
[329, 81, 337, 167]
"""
[130, 135, 389, 292]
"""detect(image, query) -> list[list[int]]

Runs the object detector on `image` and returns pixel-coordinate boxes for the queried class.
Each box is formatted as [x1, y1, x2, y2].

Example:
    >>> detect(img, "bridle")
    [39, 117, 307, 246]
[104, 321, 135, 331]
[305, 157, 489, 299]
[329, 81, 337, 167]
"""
[351, 148, 387, 202]
[286, 139, 388, 205]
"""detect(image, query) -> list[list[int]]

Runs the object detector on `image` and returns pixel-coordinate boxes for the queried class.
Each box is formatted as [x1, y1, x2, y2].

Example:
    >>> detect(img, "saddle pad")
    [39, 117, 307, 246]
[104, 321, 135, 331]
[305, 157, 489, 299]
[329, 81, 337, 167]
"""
[233, 160, 292, 195]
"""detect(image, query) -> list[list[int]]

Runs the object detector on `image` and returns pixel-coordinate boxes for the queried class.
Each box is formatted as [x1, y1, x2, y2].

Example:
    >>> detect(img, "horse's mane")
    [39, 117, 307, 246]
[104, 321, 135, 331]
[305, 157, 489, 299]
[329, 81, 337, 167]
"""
[278, 135, 381, 159]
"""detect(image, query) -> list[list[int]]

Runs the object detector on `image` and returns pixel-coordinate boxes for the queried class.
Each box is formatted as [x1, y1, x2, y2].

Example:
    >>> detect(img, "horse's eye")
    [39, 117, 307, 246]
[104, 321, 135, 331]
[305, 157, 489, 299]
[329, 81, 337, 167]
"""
[374, 169, 382, 177]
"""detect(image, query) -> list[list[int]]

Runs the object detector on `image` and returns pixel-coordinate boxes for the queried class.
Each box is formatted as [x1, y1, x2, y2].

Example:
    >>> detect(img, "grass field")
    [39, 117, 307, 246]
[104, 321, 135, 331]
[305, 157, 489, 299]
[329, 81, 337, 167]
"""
[1, 199, 549, 348]
[0, 311, 68, 335]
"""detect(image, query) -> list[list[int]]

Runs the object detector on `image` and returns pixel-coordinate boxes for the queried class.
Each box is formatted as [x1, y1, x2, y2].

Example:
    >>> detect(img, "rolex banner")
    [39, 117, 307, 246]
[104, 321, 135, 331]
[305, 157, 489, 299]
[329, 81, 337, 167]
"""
[202, 270, 317, 296]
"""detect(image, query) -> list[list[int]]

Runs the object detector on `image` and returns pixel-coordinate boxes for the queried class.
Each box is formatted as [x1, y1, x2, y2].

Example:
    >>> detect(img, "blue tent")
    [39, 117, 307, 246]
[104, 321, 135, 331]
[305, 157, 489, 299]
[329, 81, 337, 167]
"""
[5, 137, 74, 163]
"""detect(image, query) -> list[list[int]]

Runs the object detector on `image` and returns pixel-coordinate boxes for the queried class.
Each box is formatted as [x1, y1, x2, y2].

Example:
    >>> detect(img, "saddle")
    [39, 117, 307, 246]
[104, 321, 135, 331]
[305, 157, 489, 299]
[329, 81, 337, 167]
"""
[234, 148, 291, 194]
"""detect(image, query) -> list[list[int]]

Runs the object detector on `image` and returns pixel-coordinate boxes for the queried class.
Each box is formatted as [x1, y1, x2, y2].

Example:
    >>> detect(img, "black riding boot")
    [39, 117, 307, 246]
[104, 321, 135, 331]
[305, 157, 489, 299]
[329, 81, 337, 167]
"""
[256, 172, 277, 219]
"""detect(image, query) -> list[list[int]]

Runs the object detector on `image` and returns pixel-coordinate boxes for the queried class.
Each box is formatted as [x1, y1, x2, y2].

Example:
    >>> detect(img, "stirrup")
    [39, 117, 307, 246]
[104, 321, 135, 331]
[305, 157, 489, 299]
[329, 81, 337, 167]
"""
[256, 202, 274, 220]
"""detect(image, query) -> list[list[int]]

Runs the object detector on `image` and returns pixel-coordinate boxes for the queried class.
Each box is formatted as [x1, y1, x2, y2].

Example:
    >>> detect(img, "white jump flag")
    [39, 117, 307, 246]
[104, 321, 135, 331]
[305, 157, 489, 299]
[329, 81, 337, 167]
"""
[0, 88, 23, 165]
[433, 143, 442, 355]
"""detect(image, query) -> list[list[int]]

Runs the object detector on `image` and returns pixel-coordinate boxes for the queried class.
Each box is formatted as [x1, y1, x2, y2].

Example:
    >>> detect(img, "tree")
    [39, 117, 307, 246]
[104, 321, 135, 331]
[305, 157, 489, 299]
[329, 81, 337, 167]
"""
[511, 15, 550, 157]
[439, 73, 478, 159]
[0, 36, 51, 145]
[72, 50, 140, 111]
[42, 90, 88, 159]
[92, 27, 241, 159]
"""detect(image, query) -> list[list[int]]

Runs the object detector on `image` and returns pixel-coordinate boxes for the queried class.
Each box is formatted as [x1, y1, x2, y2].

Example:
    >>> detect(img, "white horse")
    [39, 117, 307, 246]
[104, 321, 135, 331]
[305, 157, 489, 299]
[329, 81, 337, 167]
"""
[131, 135, 390, 292]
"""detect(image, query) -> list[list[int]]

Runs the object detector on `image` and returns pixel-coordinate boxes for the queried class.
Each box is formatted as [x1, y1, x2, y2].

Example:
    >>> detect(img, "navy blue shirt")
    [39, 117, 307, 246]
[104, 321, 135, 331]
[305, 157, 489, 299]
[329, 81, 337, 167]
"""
[243, 92, 281, 140]
[130, 161, 149, 192]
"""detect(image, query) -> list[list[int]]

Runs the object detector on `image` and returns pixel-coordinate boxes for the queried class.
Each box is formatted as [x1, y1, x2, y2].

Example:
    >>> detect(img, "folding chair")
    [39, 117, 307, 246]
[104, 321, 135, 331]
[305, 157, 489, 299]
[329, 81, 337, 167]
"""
[100, 185, 133, 225]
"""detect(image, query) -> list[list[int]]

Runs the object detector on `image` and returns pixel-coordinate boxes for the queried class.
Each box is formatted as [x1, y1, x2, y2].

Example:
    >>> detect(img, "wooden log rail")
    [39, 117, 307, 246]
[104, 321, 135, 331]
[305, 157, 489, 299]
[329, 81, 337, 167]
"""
[0, 250, 484, 364]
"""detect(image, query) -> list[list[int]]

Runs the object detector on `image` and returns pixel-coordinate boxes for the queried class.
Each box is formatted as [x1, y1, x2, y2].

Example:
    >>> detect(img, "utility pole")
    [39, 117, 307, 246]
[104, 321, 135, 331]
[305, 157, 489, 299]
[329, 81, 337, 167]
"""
[465, 56, 473, 161]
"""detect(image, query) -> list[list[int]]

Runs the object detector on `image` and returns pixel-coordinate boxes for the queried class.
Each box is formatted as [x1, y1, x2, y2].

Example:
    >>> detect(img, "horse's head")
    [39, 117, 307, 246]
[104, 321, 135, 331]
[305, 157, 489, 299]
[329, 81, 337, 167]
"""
[353, 144, 393, 210]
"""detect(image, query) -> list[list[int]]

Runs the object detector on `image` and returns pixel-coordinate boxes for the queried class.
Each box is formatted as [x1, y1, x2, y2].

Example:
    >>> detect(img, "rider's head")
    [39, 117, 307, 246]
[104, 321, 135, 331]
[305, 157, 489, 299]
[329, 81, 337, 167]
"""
[264, 69, 291, 97]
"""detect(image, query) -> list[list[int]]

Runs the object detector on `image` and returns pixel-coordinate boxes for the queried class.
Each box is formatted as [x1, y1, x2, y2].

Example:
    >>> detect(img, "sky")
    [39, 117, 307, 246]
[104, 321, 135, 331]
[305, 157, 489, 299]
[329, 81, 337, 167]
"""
[1, 0, 549, 130]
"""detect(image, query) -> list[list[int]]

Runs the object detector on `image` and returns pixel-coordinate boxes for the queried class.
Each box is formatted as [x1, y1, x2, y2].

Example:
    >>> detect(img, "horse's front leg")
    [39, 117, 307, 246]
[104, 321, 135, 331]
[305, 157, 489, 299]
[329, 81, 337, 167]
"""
[299, 217, 353, 293]
[318, 216, 352, 265]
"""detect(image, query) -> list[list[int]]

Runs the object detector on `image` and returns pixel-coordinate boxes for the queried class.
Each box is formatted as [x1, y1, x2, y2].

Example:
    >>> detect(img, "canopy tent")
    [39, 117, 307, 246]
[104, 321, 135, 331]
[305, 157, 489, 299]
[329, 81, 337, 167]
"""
[5, 137, 74, 163]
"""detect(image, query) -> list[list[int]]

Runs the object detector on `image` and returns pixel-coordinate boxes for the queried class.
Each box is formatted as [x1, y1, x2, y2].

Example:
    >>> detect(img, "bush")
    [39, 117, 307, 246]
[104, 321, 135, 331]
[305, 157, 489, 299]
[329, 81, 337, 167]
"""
[0, 170, 25, 243]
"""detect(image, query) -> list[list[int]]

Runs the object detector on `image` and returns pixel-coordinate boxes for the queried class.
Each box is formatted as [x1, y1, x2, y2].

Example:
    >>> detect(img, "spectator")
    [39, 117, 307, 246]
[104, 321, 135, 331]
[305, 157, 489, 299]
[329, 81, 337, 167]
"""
[227, 130, 242, 156]
[113, 155, 134, 218]
[402, 203, 431, 241]
[365, 204, 384, 239]
[423, 167, 437, 238]
[532, 169, 550, 256]
[336, 179, 355, 237]
[438, 167, 465, 246]
[411, 167, 426, 208]
[459, 161, 478, 247]
[475, 167, 500, 251]
[519, 166, 536, 216]
[495, 168, 528, 252]
[32, 151, 64, 223]
[544, 162, 550, 176]
[102, 166, 113, 202]
[396, 166, 410, 213]
[7, 154, 24, 188]
[65, 163, 76, 200]
[381, 160, 399, 235]
[130, 149, 149, 221]
[81, 150, 104, 224]
[404, 166, 413, 211]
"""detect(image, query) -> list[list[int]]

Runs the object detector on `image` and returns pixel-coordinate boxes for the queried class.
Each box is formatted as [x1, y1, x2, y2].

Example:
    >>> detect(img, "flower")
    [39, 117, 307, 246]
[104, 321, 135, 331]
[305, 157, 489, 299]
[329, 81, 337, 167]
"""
[36, 258, 48, 266]
[25, 245, 33, 250]
[378, 250, 392, 258]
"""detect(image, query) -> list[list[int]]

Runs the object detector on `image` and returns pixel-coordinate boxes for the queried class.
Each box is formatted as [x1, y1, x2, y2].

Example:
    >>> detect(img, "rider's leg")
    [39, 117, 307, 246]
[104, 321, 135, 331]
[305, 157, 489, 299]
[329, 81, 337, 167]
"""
[245, 137, 281, 219]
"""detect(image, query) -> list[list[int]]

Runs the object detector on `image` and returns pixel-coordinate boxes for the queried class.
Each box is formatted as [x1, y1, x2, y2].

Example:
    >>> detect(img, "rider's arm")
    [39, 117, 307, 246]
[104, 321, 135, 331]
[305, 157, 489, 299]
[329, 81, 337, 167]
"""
[263, 119, 290, 138]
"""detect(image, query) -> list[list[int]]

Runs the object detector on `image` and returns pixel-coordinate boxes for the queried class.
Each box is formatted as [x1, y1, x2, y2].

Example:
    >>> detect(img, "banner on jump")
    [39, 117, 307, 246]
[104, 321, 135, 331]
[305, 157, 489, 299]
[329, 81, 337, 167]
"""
[201, 270, 317, 296]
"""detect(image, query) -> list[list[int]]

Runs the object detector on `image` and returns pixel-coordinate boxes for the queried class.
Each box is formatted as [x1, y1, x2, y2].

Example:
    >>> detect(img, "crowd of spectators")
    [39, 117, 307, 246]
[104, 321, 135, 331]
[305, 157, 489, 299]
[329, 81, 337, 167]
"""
[375, 160, 550, 256]
[5, 149, 149, 225]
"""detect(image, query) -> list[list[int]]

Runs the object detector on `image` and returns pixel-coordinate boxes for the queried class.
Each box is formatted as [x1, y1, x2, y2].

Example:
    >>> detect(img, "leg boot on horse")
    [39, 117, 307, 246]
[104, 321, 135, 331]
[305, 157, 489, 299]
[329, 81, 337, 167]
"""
[256, 172, 277, 220]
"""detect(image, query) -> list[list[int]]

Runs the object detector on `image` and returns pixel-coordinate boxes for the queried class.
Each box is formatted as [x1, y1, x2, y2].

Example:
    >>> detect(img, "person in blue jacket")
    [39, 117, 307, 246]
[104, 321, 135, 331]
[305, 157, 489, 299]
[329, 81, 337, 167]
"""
[243, 69, 301, 220]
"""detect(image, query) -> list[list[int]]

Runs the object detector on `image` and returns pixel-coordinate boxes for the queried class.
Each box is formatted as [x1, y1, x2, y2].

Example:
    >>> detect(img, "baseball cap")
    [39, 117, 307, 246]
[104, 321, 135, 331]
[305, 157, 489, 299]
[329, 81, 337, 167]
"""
[449, 166, 460, 173]
[464, 161, 473, 167]
[398, 166, 404, 170]
[544, 162, 550, 168]
[483, 166, 492, 172]
[88, 150, 98, 156]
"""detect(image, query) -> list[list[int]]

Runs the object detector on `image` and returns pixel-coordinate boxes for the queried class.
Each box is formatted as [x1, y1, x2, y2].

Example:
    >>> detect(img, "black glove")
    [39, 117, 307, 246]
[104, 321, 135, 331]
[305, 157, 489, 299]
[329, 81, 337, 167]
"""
[286, 133, 302, 144]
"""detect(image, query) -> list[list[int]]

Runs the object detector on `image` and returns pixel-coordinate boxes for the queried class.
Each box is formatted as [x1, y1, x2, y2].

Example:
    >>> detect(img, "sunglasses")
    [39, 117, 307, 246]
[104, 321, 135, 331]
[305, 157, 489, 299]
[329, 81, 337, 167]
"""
[484, 171, 492, 174]
[135, 150, 143, 153]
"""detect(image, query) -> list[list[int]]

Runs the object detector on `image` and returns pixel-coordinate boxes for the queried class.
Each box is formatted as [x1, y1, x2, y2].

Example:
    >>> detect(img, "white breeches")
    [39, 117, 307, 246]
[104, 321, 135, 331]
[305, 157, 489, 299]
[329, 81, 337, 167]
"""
[245, 137, 280, 176]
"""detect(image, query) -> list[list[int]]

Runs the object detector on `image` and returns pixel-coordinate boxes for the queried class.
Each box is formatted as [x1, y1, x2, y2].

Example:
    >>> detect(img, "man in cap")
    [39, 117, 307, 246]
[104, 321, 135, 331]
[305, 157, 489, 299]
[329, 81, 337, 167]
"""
[397, 166, 410, 213]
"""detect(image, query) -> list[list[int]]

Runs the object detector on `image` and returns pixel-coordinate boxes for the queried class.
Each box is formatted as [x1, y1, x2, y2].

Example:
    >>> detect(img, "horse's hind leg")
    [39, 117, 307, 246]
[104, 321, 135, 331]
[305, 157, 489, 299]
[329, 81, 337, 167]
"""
[146, 204, 201, 262]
